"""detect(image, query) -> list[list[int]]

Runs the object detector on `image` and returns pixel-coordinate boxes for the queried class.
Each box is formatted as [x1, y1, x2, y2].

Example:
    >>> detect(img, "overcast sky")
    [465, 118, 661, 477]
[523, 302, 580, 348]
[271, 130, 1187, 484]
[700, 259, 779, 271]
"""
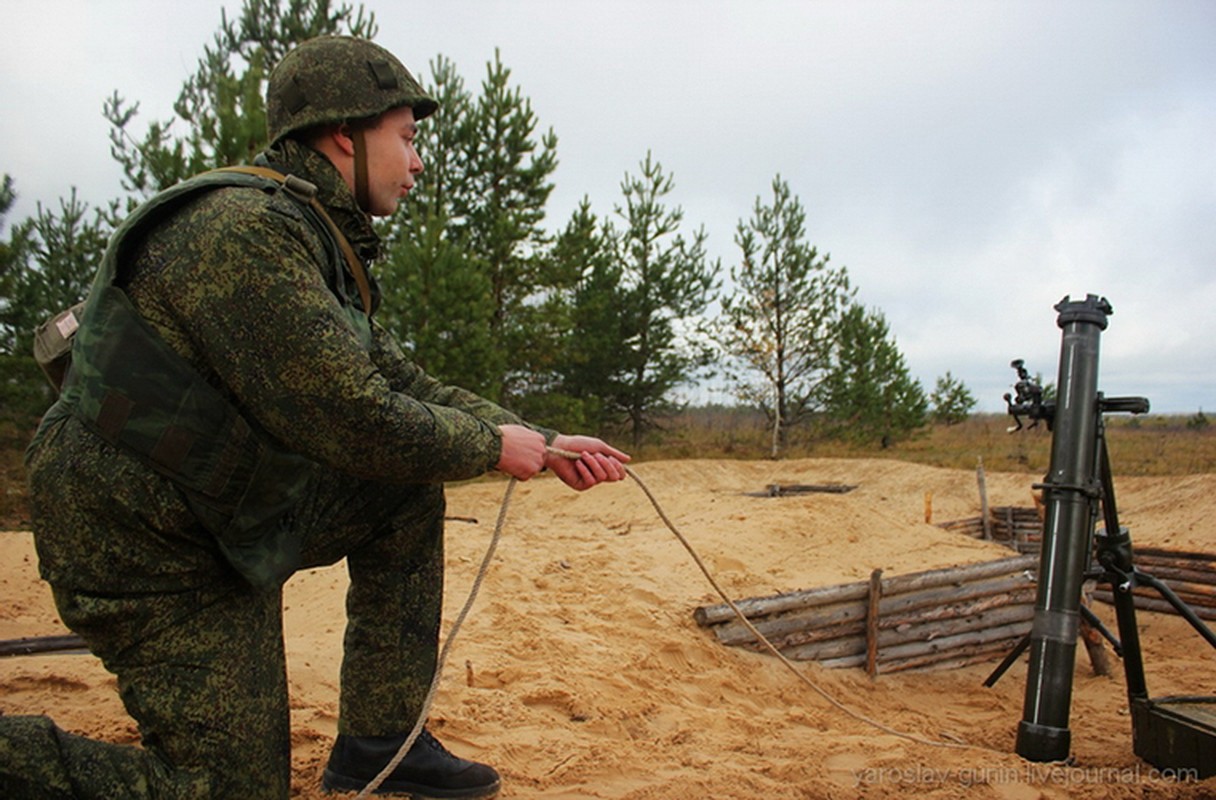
[3, 0, 1213, 413]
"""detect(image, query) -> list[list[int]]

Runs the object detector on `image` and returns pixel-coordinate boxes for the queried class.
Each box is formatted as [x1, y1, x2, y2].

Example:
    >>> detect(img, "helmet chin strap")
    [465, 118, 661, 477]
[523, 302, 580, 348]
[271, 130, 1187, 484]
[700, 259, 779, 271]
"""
[352, 127, 371, 213]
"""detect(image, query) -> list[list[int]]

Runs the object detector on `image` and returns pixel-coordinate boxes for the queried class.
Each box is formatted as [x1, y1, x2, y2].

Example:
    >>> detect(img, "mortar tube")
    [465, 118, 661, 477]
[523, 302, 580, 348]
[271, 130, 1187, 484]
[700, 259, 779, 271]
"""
[1016, 294, 1110, 763]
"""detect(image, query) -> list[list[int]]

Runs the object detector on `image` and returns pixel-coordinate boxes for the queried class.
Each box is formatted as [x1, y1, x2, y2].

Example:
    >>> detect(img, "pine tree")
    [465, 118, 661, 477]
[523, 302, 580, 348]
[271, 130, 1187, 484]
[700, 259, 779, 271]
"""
[458, 50, 559, 403]
[376, 56, 500, 394]
[930, 371, 977, 425]
[377, 214, 499, 396]
[607, 153, 718, 446]
[377, 52, 559, 404]
[0, 182, 107, 356]
[544, 198, 621, 432]
[0, 175, 32, 355]
[104, 0, 376, 200]
[820, 304, 927, 445]
[717, 176, 854, 456]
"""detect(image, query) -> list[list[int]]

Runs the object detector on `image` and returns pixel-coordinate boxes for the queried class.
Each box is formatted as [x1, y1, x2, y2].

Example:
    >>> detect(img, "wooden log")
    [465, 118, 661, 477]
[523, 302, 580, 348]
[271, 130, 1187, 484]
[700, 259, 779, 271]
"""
[995, 521, 1043, 531]
[780, 630, 868, 661]
[1079, 620, 1112, 676]
[938, 519, 987, 537]
[1091, 591, 1216, 620]
[879, 639, 1025, 674]
[877, 574, 1035, 620]
[866, 569, 882, 678]
[695, 580, 869, 627]
[780, 603, 1034, 662]
[816, 637, 1023, 673]
[753, 483, 859, 497]
[809, 621, 1031, 666]
[872, 619, 1033, 662]
[713, 573, 1036, 646]
[875, 603, 1034, 649]
[884, 636, 1021, 668]
[1128, 561, 1216, 578]
[814, 652, 867, 670]
[880, 587, 1036, 632]
[801, 554, 1038, 608]
[709, 597, 866, 645]
[693, 554, 1037, 626]
[977, 459, 992, 540]
[992, 506, 1042, 520]
[1135, 547, 1216, 563]
[1002, 523, 1045, 534]
[750, 586, 1037, 652]
[759, 618, 866, 650]
[1152, 579, 1216, 600]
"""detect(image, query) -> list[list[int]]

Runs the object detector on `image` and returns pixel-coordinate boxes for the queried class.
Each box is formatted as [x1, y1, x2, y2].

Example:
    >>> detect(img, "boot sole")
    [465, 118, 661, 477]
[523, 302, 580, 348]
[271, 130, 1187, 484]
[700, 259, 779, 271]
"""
[322, 768, 501, 799]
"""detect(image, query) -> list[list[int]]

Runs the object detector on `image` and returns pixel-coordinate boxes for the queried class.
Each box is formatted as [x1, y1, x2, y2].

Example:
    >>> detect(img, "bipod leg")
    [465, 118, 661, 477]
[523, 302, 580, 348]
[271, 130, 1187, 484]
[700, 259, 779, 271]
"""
[984, 634, 1030, 688]
[1079, 602, 1122, 657]
[985, 602, 1119, 688]
[1131, 570, 1216, 650]
[1094, 434, 1149, 702]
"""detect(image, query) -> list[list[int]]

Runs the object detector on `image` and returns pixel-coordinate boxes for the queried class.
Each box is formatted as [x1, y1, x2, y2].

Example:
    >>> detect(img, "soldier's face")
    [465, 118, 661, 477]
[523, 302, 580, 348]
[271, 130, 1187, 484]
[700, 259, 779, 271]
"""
[363, 105, 424, 216]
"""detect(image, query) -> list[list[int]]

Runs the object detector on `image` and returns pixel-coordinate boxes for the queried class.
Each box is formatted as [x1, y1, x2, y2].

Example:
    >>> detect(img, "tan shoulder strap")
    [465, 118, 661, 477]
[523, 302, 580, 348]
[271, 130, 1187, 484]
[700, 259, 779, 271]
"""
[207, 166, 373, 316]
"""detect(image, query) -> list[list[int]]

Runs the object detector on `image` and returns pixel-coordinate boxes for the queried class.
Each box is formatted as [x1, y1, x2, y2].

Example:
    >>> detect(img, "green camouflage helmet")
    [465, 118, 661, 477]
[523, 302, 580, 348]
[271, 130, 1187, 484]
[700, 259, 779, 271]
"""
[267, 35, 437, 144]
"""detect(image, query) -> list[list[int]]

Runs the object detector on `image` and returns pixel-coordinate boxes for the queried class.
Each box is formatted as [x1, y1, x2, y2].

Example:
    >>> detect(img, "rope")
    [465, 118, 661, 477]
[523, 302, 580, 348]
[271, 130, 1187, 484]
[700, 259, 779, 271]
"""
[354, 477, 517, 798]
[621, 460, 994, 753]
[355, 449, 1001, 795]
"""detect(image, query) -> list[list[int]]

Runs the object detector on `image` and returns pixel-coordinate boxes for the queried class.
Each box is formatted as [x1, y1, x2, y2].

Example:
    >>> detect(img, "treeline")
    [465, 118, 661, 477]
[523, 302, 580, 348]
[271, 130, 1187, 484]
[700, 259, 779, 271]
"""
[0, 0, 978, 454]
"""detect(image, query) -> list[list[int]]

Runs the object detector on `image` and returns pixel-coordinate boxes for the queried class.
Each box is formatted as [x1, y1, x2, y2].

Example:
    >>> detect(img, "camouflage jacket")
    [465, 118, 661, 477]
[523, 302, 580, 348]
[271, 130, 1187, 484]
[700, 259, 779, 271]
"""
[30, 140, 547, 586]
[121, 140, 542, 479]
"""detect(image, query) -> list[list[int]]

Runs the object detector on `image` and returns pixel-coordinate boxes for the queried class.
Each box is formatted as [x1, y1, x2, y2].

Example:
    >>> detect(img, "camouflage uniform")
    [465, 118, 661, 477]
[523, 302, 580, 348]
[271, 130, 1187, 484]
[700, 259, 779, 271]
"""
[2, 66, 543, 798]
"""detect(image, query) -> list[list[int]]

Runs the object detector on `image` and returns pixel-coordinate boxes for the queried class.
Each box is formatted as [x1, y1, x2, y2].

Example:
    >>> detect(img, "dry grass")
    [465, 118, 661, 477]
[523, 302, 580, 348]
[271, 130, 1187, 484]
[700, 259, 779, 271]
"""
[630, 409, 1216, 477]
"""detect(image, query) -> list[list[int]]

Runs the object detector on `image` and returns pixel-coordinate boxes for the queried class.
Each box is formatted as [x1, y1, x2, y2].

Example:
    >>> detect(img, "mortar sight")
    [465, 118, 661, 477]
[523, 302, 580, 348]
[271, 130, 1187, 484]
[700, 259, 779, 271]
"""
[1004, 358, 1052, 432]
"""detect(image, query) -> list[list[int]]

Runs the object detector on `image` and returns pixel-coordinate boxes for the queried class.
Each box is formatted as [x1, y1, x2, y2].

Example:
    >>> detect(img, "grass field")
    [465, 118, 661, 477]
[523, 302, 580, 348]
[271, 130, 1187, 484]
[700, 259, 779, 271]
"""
[3, 410, 1213, 530]
[626, 408, 1216, 476]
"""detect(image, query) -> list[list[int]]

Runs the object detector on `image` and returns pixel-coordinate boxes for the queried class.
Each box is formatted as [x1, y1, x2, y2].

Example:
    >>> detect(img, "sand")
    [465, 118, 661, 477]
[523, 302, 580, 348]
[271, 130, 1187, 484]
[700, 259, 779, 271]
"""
[2, 458, 1214, 798]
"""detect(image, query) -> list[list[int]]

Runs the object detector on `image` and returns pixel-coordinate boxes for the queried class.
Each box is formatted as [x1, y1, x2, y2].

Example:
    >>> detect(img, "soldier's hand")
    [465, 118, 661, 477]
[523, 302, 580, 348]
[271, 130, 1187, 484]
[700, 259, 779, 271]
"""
[495, 424, 548, 480]
[546, 435, 630, 492]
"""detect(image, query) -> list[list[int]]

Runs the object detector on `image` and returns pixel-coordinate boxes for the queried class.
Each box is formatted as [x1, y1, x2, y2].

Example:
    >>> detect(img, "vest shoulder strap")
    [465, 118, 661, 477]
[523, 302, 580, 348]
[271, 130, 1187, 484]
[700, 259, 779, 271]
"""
[119, 166, 374, 317]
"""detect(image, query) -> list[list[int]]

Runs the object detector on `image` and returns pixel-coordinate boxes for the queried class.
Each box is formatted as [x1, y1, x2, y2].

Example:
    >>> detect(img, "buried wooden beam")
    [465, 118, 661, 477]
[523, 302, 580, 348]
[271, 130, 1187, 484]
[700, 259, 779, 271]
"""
[745, 483, 859, 497]
[0, 634, 88, 658]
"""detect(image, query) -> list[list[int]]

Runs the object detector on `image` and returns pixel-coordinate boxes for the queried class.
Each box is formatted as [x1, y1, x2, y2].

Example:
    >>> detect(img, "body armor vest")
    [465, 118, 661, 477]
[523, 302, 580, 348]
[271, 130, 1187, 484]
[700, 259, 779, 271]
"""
[44, 167, 371, 587]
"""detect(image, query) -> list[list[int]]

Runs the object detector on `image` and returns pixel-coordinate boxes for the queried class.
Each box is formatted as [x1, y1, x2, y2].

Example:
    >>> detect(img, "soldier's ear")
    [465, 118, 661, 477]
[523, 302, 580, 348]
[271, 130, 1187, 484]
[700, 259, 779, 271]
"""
[330, 124, 357, 158]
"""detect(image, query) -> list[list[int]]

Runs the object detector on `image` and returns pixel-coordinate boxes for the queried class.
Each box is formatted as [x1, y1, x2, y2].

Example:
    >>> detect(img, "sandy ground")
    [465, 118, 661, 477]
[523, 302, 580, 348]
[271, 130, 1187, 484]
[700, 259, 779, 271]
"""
[2, 458, 1214, 799]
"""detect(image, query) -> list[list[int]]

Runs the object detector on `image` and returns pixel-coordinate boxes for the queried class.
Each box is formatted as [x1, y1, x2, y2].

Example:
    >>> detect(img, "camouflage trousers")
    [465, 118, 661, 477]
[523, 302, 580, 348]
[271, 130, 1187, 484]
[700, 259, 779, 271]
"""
[1, 418, 447, 799]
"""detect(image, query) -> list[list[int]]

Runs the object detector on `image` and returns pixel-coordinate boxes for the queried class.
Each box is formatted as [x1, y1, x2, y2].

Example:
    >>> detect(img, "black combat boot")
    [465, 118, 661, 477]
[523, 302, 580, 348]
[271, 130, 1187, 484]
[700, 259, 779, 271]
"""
[321, 728, 501, 798]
